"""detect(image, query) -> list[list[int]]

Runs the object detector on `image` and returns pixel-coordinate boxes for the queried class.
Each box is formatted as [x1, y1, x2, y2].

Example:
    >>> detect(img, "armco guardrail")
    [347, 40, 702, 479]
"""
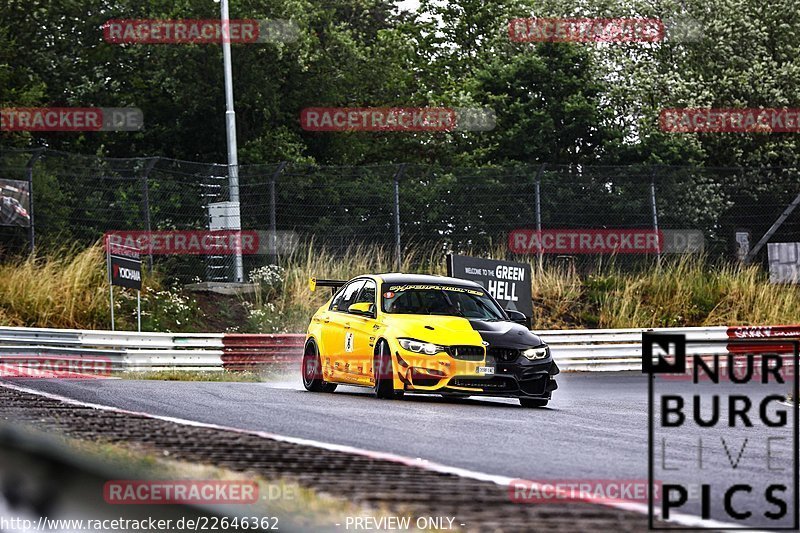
[0, 327, 227, 372]
[538, 326, 730, 371]
[0, 325, 795, 373]
[222, 334, 306, 370]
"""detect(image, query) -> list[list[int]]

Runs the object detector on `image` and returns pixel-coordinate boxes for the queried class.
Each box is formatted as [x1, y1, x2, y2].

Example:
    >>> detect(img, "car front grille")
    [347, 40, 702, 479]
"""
[450, 376, 517, 391]
[488, 347, 520, 362]
[446, 345, 484, 361]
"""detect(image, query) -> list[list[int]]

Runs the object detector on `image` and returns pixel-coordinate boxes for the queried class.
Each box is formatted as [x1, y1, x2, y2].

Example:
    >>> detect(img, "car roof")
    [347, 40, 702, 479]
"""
[373, 273, 484, 288]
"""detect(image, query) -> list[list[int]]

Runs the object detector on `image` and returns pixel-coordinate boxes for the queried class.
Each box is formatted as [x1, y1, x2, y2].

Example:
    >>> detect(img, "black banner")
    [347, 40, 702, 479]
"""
[447, 254, 532, 319]
[109, 253, 141, 290]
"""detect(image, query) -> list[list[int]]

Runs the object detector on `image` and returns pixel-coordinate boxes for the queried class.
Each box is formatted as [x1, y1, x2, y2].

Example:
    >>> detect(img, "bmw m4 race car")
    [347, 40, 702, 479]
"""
[302, 273, 559, 407]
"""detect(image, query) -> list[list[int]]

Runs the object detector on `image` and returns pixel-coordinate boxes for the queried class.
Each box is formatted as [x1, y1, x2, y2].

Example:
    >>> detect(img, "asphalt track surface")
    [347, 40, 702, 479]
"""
[5, 371, 797, 528]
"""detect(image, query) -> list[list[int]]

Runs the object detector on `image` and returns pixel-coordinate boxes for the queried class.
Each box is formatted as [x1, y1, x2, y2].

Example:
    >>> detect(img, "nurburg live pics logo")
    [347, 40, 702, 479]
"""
[644, 332, 799, 529]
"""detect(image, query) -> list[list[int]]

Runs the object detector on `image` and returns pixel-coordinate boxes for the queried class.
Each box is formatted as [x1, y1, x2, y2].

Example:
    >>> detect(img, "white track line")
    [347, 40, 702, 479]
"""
[0, 381, 759, 531]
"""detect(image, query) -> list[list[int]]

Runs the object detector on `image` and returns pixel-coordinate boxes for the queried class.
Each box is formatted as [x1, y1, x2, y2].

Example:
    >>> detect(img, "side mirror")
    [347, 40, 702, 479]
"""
[348, 302, 376, 317]
[506, 310, 530, 328]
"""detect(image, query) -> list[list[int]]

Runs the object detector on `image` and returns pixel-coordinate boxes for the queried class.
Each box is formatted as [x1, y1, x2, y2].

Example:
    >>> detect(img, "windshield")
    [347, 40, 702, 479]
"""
[381, 283, 506, 320]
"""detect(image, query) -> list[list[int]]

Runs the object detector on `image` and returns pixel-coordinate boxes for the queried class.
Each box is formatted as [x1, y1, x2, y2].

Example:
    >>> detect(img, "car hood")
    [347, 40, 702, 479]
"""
[383, 314, 484, 345]
[468, 319, 544, 349]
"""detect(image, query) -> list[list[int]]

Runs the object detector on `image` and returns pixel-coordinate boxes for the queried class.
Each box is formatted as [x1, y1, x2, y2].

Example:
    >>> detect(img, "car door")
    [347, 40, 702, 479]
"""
[315, 284, 345, 378]
[342, 278, 378, 385]
[326, 279, 366, 382]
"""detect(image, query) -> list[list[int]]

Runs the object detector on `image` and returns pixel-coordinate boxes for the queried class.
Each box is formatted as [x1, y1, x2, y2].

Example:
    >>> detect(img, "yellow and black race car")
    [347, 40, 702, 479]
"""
[302, 273, 558, 407]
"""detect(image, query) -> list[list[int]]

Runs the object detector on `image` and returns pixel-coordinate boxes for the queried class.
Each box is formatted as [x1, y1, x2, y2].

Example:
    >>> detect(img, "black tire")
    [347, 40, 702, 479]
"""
[302, 341, 337, 393]
[519, 398, 548, 408]
[374, 340, 403, 399]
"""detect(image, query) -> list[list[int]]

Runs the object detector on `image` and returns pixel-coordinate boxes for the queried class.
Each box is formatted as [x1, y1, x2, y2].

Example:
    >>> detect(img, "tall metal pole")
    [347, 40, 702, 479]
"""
[140, 157, 157, 272]
[393, 164, 406, 271]
[269, 162, 287, 262]
[650, 168, 660, 258]
[25, 149, 43, 254]
[534, 163, 545, 266]
[107, 241, 115, 331]
[221, 0, 243, 282]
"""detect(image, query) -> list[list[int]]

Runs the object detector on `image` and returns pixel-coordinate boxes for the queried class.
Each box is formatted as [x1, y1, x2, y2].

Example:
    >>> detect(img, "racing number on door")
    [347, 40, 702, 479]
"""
[345, 332, 354, 352]
[328, 279, 366, 380]
[345, 279, 377, 381]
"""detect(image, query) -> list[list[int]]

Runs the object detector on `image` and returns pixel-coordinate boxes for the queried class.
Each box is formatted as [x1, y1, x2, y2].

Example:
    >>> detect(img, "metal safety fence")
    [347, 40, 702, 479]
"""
[2, 146, 800, 281]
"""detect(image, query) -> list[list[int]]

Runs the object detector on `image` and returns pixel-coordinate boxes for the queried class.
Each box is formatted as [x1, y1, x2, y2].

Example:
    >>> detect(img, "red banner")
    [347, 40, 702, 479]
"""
[726, 325, 800, 354]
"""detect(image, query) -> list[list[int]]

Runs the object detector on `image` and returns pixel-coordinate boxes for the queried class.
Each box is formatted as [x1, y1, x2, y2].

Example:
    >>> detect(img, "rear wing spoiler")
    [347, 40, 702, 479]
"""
[309, 277, 347, 294]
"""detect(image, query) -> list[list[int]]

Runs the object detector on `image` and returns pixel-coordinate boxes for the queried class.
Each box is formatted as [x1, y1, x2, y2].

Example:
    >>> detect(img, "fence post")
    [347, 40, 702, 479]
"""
[534, 163, 545, 265]
[393, 164, 407, 271]
[650, 167, 660, 257]
[140, 157, 158, 271]
[745, 181, 800, 263]
[269, 162, 287, 263]
[25, 148, 44, 254]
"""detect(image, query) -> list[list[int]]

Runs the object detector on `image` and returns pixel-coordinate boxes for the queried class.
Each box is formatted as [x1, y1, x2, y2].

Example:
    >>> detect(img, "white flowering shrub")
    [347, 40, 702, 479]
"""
[119, 284, 200, 332]
[247, 264, 285, 309]
[244, 301, 289, 333]
[249, 264, 284, 290]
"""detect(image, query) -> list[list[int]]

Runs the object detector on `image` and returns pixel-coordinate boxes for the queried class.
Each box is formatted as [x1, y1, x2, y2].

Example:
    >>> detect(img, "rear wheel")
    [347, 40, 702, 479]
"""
[302, 341, 337, 393]
[374, 340, 403, 399]
[519, 398, 548, 408]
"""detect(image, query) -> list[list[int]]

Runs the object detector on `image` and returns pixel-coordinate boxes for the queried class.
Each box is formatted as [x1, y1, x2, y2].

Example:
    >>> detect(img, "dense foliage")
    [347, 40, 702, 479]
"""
[3, 0, 799, 168]
[2, 0, 800, 259]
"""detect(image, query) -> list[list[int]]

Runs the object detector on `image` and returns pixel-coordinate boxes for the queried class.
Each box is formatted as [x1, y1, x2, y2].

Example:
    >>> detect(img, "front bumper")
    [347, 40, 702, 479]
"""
[440, 359, 559, 398]
[393, 343, 559, 399]
[393, 344, 487, 389]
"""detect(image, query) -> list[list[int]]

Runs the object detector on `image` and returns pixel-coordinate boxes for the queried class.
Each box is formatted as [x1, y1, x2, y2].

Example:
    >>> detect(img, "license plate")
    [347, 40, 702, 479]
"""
[476, 366, 495, 375]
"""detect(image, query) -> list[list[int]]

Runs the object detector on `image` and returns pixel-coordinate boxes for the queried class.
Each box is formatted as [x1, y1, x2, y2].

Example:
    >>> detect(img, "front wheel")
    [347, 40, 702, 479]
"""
[302, 341, 337, 393]
[519, 398, 548, 408]
[374, 341, 403, 400]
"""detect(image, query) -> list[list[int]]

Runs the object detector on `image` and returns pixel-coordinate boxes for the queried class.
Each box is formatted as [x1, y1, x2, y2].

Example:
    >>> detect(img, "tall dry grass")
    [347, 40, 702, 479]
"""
[272, 248, 800, 330]
[272, 242, 446, 316]
[1, 243, 798, 331]
[0, 244, 109, 328]
[591, 254, 800, 328]
[529, 261, 585, 329]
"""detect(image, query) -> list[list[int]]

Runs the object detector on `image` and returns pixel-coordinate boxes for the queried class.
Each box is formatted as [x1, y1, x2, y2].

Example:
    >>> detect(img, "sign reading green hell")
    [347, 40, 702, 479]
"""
[446, 254, 533, 319]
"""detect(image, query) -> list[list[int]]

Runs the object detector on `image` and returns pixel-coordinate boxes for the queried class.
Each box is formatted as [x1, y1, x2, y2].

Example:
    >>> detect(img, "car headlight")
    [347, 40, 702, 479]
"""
[522, 346, 549, 360]
[398, 338, 446, 355]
